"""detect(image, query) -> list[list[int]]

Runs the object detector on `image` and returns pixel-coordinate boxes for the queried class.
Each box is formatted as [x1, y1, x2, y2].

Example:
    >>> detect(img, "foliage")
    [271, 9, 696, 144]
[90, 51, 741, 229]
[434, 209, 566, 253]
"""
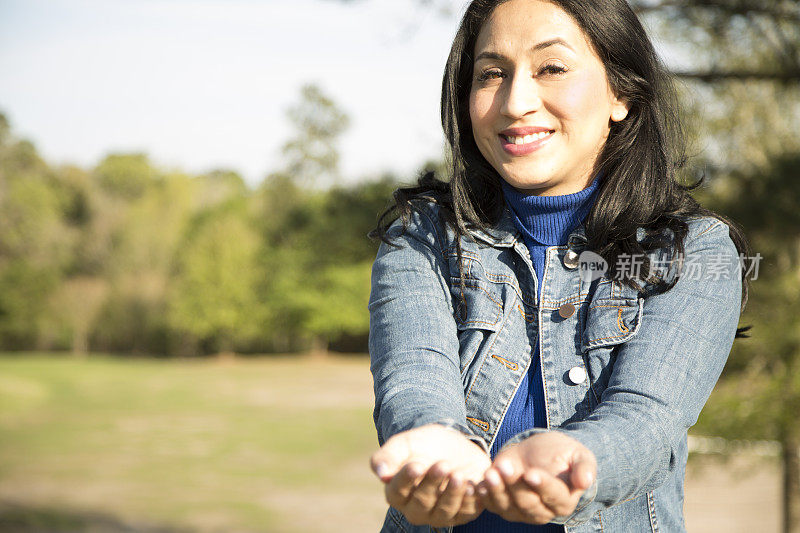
[168, 200, 263, 353]
[0, 109, 397, 356]
[282, 84, 350, 187]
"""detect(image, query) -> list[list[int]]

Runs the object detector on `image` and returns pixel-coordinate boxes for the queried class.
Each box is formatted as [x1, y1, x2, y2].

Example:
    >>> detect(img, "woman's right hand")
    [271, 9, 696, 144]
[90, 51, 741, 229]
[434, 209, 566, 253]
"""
[369, 423, 491, 527]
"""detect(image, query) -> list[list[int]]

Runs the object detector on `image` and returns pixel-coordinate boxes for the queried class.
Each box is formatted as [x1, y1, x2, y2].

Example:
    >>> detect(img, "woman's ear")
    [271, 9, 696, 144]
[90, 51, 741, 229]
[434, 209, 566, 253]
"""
[610, 95, 630, 122]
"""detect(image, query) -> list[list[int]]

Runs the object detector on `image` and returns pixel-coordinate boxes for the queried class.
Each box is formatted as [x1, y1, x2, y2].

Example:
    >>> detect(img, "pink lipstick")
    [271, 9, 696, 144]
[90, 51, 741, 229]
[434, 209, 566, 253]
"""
[499, 127, 555, 156]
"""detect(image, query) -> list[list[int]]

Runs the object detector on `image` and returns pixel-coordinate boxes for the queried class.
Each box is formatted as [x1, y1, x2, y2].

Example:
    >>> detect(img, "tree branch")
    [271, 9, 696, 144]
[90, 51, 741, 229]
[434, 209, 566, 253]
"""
[672, 67, 800, 81]
[632, 0, 800, 24]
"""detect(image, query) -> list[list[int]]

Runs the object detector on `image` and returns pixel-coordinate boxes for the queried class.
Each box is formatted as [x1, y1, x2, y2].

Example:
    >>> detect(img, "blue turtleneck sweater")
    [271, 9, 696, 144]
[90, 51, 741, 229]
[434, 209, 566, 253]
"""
[455, 175, 601, 533]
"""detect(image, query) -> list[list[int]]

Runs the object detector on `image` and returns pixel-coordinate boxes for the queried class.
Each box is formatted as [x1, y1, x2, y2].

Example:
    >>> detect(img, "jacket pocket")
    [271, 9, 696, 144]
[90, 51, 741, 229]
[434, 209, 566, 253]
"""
[581, 295, 644, 351]
[452, 279, 504, 332]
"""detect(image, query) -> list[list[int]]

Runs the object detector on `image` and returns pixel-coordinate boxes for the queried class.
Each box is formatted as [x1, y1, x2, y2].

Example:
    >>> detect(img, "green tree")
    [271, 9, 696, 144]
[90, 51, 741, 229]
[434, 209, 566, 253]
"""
[0, 115, 74, 348]
[282, 83, 350, 187]
[168, 200, 263, 355]
[255, 171, 396, 354]
[94, 153, 156, 199]
[694, 154, 800, 533]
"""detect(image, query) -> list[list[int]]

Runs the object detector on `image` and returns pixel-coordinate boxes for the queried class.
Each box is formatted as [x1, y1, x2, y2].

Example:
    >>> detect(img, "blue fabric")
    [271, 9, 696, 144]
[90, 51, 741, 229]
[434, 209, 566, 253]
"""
[455, 176, 600, 533]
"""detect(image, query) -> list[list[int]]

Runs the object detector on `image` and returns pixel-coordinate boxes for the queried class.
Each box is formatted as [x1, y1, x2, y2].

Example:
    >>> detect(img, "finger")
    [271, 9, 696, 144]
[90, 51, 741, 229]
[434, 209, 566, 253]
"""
[370, 436, 411, 482]
[494, 456, 523, 485]
[385, 461, 425, 509]
[480, 467, 517, 516]
[404, 460, 452, 522]
[429, 472, 466, 524]
[568, 449, 597, 493]
[455, 482, 483, 521]
[524, 468, 576, 518]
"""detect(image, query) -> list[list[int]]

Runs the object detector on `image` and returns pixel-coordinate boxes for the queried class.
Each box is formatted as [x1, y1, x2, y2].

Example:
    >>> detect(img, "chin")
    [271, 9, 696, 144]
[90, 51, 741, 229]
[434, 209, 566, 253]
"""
[502, 173, 554, 190]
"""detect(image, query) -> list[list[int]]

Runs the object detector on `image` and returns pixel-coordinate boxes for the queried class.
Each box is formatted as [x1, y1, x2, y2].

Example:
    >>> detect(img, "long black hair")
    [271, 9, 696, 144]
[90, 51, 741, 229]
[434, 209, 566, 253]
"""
[371, 0, 751, 337]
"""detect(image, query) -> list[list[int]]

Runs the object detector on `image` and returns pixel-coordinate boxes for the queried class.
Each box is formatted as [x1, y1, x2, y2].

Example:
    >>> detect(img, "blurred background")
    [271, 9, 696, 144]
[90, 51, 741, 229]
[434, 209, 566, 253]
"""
[0, 0, 798, 531]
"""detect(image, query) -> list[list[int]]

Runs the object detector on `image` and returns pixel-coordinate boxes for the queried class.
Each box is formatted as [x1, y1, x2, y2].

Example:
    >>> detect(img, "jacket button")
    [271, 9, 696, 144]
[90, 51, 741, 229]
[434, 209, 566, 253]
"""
[558, 303, 575, 319]
[563, 249, 579, 269]
[568, 366, 587, 385]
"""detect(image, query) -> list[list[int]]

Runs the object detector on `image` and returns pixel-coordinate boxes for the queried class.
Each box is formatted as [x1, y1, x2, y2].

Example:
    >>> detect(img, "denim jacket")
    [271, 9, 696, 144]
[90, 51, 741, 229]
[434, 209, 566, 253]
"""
[369, 199, 742, 533]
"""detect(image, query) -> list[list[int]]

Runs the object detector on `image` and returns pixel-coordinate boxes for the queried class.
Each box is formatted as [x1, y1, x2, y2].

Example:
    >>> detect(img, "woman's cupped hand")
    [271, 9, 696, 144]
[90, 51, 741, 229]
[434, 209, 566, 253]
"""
[369, 425, 596, 527]
[478, 431, 597, 524]
[369, 424, 490, 526]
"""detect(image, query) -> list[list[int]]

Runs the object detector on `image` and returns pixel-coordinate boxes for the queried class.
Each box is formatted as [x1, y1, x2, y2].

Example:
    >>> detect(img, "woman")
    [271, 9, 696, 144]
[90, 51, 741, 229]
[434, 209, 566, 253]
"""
[367, 0, 750, 531]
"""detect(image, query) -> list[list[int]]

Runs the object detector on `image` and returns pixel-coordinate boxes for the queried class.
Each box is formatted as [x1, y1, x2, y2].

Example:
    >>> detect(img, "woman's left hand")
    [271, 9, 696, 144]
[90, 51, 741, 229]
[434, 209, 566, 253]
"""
[477, 431, 597, 524]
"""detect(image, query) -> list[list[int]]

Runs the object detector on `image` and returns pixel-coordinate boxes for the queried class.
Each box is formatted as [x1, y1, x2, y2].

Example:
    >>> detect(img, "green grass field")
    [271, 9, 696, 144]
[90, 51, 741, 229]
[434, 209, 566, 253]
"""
[0, 353, 387, 532]
[0, 354, 780, 533]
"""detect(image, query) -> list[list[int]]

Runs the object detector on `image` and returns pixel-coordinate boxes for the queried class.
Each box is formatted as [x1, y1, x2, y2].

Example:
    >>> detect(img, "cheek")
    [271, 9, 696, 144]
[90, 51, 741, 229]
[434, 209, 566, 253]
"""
[469, 90, 493, 135]
[551, 74, 612, 125]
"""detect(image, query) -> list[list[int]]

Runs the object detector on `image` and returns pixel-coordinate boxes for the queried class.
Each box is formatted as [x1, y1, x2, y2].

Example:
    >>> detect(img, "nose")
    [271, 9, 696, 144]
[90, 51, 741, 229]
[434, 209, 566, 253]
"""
[499, 73, 542, 119]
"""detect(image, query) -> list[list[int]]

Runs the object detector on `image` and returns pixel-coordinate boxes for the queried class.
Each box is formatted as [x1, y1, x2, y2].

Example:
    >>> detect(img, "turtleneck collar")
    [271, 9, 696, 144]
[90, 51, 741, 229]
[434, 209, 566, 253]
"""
[501, 174, 601, 247]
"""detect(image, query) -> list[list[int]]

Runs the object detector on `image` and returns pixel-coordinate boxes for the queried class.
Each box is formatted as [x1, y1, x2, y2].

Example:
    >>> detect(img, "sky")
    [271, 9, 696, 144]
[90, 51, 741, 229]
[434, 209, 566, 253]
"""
[0, 0, 467, 185]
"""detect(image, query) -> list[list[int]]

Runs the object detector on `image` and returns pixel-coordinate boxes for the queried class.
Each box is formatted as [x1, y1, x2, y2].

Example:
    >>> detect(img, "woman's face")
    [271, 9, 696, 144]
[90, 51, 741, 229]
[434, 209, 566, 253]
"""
[469, 0, 629, 196]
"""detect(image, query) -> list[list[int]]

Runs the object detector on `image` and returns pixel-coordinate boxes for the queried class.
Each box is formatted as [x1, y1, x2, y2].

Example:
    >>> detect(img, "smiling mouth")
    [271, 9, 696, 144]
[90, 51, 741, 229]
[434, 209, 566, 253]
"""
[500, 130, 554, 145]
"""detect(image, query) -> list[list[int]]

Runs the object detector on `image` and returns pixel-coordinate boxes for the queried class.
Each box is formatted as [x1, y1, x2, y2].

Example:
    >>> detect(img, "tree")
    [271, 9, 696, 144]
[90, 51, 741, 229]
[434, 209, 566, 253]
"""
[0, 116, 74, 348]
[281, 83, 350, 187]
[631, 0, 800, 82]
[693, 154, 800, 533]
[168, 200, 263, 355]
[94, 153, 156, 199]
[46, 277, 108, 355]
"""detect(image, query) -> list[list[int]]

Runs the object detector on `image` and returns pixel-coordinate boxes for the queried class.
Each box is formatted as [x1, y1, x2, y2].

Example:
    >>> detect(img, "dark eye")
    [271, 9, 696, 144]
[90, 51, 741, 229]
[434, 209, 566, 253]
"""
[539, 64, 567, 76]
[477, 68, 504, 82]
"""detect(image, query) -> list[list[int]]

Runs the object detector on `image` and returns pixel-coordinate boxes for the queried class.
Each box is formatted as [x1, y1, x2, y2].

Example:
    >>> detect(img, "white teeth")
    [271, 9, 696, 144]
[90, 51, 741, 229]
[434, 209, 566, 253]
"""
[506, 131, 552, 145]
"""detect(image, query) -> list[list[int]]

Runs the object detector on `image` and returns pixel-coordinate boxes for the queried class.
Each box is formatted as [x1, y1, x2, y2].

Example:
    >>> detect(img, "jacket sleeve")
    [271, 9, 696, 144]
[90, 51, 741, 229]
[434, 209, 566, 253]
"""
[504, 219, 743, 524]
[368, 205, 488, 453]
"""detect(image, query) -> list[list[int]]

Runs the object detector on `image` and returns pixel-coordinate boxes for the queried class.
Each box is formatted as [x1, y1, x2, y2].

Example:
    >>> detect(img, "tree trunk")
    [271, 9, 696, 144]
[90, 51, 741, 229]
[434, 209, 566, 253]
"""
[215, 335, 236, 362]
[71, 327, 88, 358]
[783, 431, 800, 533]
[309, 335, 328, 359]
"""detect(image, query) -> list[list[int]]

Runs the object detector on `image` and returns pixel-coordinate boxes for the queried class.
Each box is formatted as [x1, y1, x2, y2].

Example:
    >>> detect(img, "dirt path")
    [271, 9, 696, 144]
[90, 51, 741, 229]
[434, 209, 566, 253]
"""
[685, 454, 780, 532]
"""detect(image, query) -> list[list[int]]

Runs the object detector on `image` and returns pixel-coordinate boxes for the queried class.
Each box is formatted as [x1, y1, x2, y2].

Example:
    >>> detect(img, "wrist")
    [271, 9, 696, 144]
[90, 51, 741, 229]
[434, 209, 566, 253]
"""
[432, 419, 490, 455]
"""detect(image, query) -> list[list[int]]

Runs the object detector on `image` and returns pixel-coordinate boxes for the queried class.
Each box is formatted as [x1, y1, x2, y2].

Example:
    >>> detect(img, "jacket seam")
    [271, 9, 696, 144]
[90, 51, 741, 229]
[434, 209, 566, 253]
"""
[694, 219, 724, 238]
[455, 281, 503, 327]
[413, 207, 457, 320]
[388, 506, 409, 533]
[539, 249, 553, 429]
[444, 246, 537, 307]
[647, 491, 659, 532]
[463, 282, 518, 399]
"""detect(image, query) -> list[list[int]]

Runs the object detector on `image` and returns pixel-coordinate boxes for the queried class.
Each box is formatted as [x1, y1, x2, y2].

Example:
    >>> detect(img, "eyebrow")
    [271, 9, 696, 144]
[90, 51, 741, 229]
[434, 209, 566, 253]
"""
[474, 38, 574, 62]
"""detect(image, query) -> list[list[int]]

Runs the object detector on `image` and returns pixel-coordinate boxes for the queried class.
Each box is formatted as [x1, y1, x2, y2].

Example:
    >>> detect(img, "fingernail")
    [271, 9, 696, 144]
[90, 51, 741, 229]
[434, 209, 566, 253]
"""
[375, 462, 389, 478]
[449, 475, 463, 489]
[477, 485, 488, 497]
[407, 463, 424, 478]
[527, 471, 542, 486]
[434, 461, 451, 476]
[485, 469, 501, 487]
[496, 459, 514, 478]
[465, 484, 475, 496]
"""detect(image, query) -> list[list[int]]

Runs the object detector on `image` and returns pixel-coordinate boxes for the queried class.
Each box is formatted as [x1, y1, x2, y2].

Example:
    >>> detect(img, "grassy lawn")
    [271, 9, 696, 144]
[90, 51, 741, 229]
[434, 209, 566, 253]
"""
[0, 353, 387, 532]
[0, 353, 780, 532]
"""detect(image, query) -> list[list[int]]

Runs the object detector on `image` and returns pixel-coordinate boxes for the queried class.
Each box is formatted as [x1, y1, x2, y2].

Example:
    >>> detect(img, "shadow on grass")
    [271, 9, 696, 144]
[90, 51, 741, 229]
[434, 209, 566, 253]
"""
[0, 501, 193, 533]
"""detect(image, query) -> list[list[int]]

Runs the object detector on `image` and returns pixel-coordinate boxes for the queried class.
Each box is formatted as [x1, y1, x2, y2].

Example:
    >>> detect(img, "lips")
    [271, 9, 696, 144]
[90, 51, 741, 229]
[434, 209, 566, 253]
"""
[498, 128, 555, 156]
